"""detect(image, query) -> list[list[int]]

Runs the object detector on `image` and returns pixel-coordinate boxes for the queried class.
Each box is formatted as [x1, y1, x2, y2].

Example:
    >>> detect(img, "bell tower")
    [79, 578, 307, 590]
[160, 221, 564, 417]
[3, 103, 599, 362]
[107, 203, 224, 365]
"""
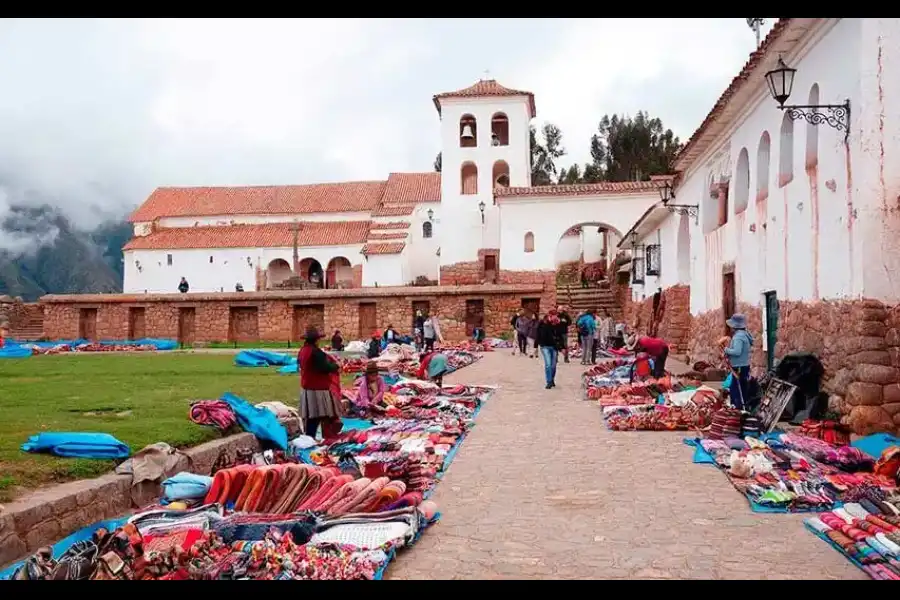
[432, 79, 536, 276]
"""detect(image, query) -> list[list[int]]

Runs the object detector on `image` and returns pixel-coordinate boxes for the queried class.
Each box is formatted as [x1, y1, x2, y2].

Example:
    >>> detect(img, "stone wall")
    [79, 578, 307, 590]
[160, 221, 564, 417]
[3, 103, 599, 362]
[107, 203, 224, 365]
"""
[0, 433, 260, 569]
[439, 249, 500, 286]
[40, 284, 548, 343]
[687, 298, 900, 435]
[623, 285, 691, 353]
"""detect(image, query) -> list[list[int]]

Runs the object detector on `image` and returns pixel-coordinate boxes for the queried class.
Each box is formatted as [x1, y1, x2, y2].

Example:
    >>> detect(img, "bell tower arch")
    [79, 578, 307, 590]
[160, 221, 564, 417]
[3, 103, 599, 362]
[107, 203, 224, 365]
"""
[432, 79, 536, 273]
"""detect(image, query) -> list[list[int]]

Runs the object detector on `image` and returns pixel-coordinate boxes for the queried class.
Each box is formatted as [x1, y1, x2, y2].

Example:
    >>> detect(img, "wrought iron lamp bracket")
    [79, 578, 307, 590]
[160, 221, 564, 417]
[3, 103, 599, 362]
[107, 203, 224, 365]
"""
[779, 99, 850, 143]
[665, 204, 699, 225]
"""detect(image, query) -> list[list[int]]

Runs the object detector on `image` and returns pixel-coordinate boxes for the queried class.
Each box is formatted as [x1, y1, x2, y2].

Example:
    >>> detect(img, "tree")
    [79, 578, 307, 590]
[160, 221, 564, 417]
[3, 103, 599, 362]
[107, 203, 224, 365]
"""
[557, 163, 582, 185]
[530, 123, 566, 186]
[586, 112, 681, 182]
[433, 152, 442, 173]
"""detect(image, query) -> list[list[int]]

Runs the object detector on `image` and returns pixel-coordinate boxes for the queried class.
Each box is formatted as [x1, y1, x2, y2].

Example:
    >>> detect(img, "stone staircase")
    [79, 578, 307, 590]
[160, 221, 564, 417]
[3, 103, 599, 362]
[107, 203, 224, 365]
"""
[556, 282, 624, 342]
[9, 305, 45, 341]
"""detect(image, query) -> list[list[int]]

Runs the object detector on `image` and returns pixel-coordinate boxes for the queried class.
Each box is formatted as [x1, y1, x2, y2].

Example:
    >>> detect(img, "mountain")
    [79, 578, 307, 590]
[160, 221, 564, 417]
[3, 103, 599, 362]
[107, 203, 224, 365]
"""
[0, 205, 131, 301]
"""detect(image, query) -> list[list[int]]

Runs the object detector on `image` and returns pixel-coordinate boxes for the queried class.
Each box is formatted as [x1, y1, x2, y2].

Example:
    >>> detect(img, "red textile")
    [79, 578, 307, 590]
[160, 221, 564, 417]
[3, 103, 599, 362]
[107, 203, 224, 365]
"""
[639, 336, 668, 357]
[298, 344, 333, 390]
[417, 353, 434, 380]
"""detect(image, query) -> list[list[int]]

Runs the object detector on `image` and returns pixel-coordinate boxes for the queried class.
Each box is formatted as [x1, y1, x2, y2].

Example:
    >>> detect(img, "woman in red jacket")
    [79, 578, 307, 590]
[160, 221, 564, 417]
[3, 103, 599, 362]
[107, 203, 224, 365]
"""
[297, 326, 342, 439]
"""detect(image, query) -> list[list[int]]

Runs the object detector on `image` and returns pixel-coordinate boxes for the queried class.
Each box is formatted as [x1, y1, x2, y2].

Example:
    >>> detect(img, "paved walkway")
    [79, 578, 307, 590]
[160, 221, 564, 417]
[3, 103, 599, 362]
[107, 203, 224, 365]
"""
[389, 351, 863, 580]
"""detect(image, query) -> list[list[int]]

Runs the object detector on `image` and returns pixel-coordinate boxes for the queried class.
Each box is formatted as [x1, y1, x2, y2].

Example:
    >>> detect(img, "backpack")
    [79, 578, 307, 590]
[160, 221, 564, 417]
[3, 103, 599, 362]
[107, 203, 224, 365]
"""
[577, 317, 590, 337]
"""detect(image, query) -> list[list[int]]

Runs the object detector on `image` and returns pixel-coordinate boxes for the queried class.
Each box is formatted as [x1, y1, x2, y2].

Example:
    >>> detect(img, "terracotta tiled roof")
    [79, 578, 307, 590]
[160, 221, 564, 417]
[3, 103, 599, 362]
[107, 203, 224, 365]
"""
[362, 242, 405, 256]
[372, 204, 415, 217]
[495, 180, 661, 199]
[367, 232, 408, 241]
[381, 172, 441, 205]
[433, 79, 536, 119]
[129, 181, 387, 223]
[370, 221, 411, 230]
[123, 221, 370, 250]
[673, 18, 794, 172]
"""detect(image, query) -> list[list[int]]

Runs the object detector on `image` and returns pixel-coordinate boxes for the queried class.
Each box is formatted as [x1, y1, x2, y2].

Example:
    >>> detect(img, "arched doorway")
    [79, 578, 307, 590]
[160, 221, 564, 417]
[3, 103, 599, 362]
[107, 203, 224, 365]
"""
[299, 257, 324, 289]
[326, 256, 353, 289]
[266, 258, 292, 289]
[553, 222, 623, 287]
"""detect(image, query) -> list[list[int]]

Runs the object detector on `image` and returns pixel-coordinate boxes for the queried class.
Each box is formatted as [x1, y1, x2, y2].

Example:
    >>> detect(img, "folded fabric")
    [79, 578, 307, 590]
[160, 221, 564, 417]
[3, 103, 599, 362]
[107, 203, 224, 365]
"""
[21, 432, 131, 459]
[189, 400, 236, 430]
[161, 472, 213, 501]
[221, 393, 288, 450]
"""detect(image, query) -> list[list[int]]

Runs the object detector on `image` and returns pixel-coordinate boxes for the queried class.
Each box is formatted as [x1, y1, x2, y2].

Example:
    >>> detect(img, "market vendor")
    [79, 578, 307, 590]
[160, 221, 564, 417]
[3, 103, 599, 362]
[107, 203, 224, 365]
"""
[719, 313, 753, 410]
[417, 350, 449, 388]
[367, 330, 381, 359]
[331, 329, 344, 351]
[298, 326, 343, 440]
[626, 334, 669, 378]
[354, 361, 386, 414]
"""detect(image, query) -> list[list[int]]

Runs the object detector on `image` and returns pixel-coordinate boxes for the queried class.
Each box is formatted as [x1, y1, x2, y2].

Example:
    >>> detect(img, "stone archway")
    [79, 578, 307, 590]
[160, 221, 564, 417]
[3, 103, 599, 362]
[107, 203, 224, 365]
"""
[266, 258, 292, 289]
[553, 222, 623, 286]
[299, 258, 324, 289]
[326, 256, 353, 289]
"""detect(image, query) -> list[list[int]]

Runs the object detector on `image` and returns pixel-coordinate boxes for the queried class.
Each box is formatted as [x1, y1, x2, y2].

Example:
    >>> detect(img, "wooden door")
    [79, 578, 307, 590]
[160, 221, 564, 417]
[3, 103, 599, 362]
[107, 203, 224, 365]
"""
[764, 291, 779, 371]
[229, 307, 260, 343]
[358, 302, 377, 338]
[128, 307, 146, 340]
[293, 305, 325, 341]
[722, 272, 736, 336]
[178, 308, 196, 347]
[78, 308, 98, 341]
[483, 253, 498, 284]
[465, 299, 484, 337]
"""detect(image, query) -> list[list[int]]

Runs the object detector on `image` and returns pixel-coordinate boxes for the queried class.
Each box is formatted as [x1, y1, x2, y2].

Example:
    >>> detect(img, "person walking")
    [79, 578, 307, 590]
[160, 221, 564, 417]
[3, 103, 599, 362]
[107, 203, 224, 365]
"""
[515, 310, 533, 357]
[576, 310, 596, 365]
[423, 315, 438, 352]
[537, 311, 562, 389]
[509, 309, 522, 355]
[297, 326, 343, 439]
[556, 305, 572, 363]
[598, 308, 613, 350]
[526, 312, 539, 359]
[719, 313, 753, 410]
[178, 277, 189, 293]
[626, 333, 670, 379]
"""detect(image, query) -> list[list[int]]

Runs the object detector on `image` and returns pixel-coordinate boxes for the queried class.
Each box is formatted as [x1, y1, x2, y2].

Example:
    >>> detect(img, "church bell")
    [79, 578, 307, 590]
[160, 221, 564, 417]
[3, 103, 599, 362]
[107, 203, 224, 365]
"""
[460, 124, 475, 139]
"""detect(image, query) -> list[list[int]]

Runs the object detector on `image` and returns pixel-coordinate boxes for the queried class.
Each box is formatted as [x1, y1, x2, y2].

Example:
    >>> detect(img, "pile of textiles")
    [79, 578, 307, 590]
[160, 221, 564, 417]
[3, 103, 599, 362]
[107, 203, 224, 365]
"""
[8, 503, 430, 580]
[692, 433, 899, 512]
[190, 400, 237, 430]
[805, 500, 900, 580]
[485, 337, 513, 349]
[10, 339, 175, 356]
[590, 376, 690, 406]
[603, 388, 720, 431]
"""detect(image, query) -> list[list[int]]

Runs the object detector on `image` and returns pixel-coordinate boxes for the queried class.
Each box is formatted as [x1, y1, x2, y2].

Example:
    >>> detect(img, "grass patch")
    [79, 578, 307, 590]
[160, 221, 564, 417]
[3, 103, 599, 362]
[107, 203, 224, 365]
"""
[0, 353, 354, 501]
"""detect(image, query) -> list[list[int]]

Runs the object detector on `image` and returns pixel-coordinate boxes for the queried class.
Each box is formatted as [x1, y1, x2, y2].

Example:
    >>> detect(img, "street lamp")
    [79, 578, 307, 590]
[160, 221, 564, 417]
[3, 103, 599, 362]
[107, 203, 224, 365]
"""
[427, 208, 434, 222]
[765, 57, 851, 142]
[478, 200, 486, 224]
[657, 179, 698, 224]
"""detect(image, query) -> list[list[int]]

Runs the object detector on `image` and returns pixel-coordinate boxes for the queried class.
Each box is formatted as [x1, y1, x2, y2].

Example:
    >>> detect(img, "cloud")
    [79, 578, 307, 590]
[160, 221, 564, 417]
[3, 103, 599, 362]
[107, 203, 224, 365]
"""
[0, 17, 773, 245]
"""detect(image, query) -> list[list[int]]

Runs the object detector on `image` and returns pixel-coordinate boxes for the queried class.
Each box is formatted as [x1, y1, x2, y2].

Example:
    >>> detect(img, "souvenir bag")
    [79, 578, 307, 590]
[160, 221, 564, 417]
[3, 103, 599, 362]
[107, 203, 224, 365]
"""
[707, 407, 742, 440]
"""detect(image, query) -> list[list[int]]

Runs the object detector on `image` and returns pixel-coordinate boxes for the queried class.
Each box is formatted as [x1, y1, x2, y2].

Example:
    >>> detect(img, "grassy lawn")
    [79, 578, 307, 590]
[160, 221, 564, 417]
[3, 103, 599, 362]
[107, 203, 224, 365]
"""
[0, 353, 354, 502]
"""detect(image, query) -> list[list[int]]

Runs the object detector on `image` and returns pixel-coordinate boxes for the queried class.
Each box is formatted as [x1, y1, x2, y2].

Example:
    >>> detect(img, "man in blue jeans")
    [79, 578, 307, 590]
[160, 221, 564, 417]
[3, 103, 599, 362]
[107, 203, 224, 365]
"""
[536, 311, 562, 389]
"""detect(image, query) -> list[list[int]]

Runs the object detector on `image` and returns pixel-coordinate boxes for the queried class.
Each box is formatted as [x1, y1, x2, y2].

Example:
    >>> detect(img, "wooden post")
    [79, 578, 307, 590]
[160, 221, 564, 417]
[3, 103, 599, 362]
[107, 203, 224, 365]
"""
[289, 222, 301, 275]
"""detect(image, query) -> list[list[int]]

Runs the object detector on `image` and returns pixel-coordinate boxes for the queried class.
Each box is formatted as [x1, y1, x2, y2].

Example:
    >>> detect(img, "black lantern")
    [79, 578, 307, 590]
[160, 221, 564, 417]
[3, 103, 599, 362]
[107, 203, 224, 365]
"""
[658, 180, 674, 205]
[478, 200, 486, 224]
[764, 57, 851, 141]
[764, 57, 796, 107]
[427, 208, 434, 222]
[656, 178, 698, 224]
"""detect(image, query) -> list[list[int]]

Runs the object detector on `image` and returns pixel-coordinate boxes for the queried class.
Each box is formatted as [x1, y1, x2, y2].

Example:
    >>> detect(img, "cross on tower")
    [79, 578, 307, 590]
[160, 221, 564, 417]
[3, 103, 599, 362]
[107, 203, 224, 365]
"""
[289, 222, 301, 275]
[482, 69, 491, 80]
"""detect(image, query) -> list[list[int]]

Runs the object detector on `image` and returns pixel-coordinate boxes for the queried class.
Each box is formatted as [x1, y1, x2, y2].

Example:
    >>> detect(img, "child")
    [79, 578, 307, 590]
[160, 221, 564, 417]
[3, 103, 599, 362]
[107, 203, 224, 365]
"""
[417, 351, 449, 388]
[353, 361, 385, 416]
[367, 330, 381, 359]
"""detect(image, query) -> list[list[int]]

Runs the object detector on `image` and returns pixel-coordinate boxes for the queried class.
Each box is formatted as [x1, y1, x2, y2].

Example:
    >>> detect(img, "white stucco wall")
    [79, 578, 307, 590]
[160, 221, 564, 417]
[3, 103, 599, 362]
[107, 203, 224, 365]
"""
[582, 228, 605, 263]
[497, 193, 657, 271]
[438, 95, 532, 267]
[362, 253, 408, 287]
[678, 18, 872, 314]
[123, 245, 363, 294]
[629, 215, 683, 301]
[554, 234, 581, 264]
[408, 203, 440, 281]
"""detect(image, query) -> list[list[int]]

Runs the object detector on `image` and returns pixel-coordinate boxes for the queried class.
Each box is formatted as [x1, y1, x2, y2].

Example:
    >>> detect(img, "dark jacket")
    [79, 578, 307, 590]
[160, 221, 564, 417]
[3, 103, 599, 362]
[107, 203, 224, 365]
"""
[556, 312, 572, 345]
[536, 320, 559, 348]
[178, 280, 189, 293]
[331, 334, 344, 351]
[367, 338, 380, 359]
[298, 343, 338, 390]
[509, 314, 519, 328]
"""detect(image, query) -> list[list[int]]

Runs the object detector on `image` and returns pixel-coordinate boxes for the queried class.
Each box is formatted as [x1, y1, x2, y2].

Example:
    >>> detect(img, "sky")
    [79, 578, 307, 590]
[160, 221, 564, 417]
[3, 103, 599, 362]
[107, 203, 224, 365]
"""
[0, 17, 774, 237]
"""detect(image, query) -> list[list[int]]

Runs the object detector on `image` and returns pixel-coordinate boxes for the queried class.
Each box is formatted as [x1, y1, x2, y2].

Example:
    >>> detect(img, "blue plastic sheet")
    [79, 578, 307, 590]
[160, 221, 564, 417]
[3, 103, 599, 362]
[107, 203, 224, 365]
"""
[0, 345, 33, 359]
[21, 432, 131, 459]
[235, 350, 296, 367]
[852, 432, 900, 459]
[221, 392, 288, 450]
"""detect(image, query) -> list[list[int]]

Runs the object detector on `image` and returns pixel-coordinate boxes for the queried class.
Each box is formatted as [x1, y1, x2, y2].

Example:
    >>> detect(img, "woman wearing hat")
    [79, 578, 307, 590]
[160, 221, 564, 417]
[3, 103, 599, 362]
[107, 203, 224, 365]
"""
[353, 361, 386, 415]
[297, 326, 343, 439]
[720, 313, 753, 410]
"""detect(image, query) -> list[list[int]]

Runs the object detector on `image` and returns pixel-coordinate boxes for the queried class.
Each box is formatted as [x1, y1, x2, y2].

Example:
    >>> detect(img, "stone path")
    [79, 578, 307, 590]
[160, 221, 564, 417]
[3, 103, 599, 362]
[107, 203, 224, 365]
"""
[389, 351, 863, 580]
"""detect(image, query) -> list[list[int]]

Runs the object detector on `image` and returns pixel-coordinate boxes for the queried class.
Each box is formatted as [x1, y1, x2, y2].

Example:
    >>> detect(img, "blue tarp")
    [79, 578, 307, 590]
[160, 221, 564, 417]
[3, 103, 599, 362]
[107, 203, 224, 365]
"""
[852, 432, 900, 459]
[235, 350, 296, 367]
[21, 432, 131, 459]
[221, 392, 288, 450]
[0, 345, 33, 359]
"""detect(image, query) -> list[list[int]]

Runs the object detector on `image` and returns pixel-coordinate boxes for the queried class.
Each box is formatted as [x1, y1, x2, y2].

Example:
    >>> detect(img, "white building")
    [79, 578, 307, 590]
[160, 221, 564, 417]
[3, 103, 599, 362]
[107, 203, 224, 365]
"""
[124, 79, 658, 294]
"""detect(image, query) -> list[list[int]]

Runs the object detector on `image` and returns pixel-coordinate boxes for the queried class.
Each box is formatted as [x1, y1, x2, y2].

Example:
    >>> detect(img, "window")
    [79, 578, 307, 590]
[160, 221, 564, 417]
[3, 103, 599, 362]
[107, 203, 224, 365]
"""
[806, 84, 820, 170]
[645, 244, 661, 277]
[734, 148, 750, 214]
[757, 131, 771, 201]
[492, 160, 510, 188]
[166, 253, 173, 266]
[779, 111, 794, 187]
[422, 221, 433, 239]
[524, 231, 535, 253]
[631, 254, 645, 285]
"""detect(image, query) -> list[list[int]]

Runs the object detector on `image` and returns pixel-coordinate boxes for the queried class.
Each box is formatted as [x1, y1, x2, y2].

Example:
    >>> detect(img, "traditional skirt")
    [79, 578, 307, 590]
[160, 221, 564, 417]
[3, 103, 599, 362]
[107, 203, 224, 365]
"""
[300, 389, 341, 421]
